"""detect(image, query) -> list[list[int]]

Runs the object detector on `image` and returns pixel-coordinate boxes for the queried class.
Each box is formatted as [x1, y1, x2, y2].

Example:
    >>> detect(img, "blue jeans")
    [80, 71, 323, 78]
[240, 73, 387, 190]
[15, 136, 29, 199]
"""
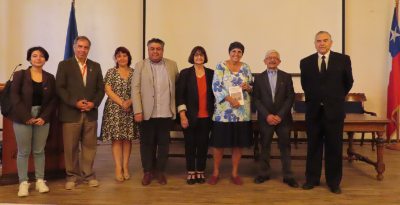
[13, 106, 50, 183]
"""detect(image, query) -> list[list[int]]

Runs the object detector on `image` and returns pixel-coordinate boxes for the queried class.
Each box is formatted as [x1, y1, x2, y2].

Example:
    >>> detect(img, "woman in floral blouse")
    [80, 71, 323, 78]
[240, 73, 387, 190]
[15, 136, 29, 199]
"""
[208, 42, 253, 185]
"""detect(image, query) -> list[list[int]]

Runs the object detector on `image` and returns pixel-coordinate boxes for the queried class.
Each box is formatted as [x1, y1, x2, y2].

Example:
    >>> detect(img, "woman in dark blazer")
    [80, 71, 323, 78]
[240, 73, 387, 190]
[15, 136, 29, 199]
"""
[8, 47, 57, 197]
[176, 46, 214, 185]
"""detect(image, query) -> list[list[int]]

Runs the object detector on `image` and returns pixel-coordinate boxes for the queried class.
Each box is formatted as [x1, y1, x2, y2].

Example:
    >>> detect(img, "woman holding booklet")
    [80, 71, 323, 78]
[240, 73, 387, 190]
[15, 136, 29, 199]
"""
[208, 41, 253, 185]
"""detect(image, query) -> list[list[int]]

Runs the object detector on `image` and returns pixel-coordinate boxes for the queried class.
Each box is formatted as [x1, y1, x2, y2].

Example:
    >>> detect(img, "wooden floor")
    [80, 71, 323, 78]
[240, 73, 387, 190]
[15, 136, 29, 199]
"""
[0, 141, 400, 205]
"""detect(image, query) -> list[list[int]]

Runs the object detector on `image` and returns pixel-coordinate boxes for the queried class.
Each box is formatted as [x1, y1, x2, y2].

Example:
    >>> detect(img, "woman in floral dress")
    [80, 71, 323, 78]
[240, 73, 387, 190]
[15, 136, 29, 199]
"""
[100, 47, 140, 182]
[208, 42, 253, 185]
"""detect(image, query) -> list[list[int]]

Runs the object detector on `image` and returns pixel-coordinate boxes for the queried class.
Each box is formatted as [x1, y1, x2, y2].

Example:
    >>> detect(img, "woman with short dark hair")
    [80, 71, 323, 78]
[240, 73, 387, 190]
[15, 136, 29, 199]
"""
[8, 46, 57, 196]
[208, 41, 253, 185]
[100, 47, 139, 182]
[176, 46, 214, 184]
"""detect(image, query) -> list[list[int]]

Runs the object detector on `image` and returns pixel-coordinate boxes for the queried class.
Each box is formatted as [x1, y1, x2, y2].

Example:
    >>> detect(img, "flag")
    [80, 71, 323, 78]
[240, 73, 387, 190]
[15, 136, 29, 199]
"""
[64, 2, 78, 60]
[387, 7, 400, 141]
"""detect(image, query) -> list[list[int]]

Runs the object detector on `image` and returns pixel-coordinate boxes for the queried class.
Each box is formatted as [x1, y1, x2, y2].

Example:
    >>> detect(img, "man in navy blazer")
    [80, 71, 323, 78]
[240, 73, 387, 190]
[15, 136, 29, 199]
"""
[300, 31, 353, 194]
[252, 50, 298, 188]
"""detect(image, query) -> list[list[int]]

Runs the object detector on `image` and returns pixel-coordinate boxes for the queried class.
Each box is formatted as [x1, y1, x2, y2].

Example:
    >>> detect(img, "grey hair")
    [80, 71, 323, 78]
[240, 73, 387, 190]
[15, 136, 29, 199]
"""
[74, 36, 91, 47]
[315, 31, 332, 41]
[147, 38, 165, 49]
[265, 49, 280, 59]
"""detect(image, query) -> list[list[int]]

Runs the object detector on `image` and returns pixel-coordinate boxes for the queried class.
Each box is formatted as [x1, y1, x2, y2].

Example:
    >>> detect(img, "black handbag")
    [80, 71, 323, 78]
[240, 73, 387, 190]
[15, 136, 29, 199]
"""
[0, 64, 22, 117]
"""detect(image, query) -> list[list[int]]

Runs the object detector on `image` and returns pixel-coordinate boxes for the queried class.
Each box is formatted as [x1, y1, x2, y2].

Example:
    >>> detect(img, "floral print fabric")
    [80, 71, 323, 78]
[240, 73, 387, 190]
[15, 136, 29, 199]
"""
[100, 68, 140, 142]
[212, 62, 253, 122]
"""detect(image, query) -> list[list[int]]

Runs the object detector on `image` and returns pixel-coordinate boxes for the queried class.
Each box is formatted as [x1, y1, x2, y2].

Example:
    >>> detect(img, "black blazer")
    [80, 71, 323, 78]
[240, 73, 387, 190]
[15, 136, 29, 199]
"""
[252, 69, 294, 125]
[175, 66, 214, 126]
[55, 57, 105, 122]
[300, 51, 354, 121]
[8, 67, 57, 124]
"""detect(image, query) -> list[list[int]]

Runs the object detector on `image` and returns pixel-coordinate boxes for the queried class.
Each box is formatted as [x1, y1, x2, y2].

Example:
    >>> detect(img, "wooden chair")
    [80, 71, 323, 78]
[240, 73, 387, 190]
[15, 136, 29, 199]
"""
[0, 83, 6, 164]
[292, 93, 377, 151]
[345, 93, 377, 151]
[292, 93, 306, 149]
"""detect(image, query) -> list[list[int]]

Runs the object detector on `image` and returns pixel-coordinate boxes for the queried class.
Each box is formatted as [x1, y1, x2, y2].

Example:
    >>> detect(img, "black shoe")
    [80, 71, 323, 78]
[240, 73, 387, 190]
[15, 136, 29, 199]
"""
[187, 173, 196, 185]
[302, 181, 320, 190]
[283, 178, 299, 188]
[329, 186, 342, 194]
[253, 175, 270, 184]
[196, 172, 206, 184]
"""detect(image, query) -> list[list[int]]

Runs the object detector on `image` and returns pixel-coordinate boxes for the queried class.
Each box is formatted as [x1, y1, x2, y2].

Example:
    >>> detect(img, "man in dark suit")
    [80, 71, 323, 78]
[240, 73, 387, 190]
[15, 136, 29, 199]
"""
[300, 31, 353, 194]
[252, 50, 298, 188]
[56, 36, 105, 190]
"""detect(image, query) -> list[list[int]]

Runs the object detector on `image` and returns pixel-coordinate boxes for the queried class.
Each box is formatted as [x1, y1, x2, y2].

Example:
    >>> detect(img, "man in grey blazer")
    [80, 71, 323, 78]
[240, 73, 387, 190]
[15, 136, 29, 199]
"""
[56, 36, 105, 190]
[252, 50, 298, 188]
[132, 38, 179, 185]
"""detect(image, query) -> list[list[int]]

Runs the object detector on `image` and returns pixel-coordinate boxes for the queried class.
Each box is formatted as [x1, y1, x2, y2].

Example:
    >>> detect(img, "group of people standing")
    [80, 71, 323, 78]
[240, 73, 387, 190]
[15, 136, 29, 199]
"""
[8, 30, 353, 197]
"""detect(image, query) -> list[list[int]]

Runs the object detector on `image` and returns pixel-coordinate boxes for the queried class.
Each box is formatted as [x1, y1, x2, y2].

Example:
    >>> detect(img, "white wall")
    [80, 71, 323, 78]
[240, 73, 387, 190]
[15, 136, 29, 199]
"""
[346, 0, 393, 125]
[145, 0, 343, 77]
[0, 0, 396, 138]
[0, 0, 143, 133]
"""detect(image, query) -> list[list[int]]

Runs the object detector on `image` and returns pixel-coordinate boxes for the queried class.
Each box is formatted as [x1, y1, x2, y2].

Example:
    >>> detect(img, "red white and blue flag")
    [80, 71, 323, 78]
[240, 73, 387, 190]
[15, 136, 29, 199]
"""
[387, 6, 400, 141]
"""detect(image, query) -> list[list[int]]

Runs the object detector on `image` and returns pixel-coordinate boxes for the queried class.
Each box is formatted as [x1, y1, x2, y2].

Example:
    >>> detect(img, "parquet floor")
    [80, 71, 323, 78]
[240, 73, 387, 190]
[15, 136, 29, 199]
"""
[0, 140, 399, 205]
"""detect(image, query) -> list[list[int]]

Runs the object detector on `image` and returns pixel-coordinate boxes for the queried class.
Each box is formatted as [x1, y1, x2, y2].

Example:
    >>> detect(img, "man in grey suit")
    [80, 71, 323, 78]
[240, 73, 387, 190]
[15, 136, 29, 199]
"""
[252, 50, 298, 188]
[56, 36, 105, 190]
[132, 38, 179, 185]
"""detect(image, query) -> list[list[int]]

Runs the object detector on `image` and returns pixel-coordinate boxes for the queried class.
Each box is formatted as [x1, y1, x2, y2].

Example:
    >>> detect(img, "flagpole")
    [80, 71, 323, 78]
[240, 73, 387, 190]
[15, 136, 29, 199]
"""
[386, 0, 400, 150]
[396, 0, 399, 145]
[397, 0, 399, 20]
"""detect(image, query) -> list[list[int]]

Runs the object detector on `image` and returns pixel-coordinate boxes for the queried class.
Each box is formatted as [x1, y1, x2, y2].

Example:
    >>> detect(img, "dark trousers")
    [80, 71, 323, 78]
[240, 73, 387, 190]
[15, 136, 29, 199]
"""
[140, 118, 172, 173]
[258, 120, 293, 179]
[305, 106, 344, 187]
[183, 118, 210, 172]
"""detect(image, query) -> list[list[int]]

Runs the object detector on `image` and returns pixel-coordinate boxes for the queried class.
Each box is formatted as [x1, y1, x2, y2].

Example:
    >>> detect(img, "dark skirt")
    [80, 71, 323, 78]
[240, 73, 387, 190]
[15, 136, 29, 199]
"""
[210, 121, 253, 148]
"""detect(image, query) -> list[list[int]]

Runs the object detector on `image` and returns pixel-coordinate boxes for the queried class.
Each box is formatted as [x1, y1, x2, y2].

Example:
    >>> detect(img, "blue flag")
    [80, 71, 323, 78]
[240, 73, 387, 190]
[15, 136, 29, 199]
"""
[64, 2, 78, 60]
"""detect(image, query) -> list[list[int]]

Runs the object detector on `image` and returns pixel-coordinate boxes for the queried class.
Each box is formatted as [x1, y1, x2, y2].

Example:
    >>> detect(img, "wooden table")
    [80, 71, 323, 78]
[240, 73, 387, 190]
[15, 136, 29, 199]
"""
[252, 113, 391, 181]
[172, 113, 391, 181]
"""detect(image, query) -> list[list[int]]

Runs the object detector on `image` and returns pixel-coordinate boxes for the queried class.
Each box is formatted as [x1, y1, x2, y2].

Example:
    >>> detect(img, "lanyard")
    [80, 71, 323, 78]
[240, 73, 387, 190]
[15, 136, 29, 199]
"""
[81, 64, 87, 77]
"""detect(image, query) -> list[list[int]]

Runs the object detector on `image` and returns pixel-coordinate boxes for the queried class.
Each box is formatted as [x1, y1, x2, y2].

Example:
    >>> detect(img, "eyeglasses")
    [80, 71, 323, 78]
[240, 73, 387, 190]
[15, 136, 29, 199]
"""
[195, 54, 205, 57]
[265, 57, 280, 60]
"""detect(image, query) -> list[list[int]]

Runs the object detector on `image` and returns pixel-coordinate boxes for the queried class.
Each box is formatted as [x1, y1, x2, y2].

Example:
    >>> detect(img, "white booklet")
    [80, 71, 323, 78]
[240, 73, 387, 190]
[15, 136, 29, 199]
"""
[229, 86, 244, 105]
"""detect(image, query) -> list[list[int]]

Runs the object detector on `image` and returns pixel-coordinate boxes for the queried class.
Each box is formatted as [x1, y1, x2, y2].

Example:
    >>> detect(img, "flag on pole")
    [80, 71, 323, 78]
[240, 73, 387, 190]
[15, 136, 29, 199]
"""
[64, 2, 78, 60]
[387, 6, 400, 141]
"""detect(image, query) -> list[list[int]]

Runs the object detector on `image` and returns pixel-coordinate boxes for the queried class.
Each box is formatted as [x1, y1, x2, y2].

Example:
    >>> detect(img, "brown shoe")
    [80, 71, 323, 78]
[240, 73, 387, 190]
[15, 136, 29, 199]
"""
[142, 172, 152, 186]
[151, 171, 157, 180]
[157, 173, 167, 185]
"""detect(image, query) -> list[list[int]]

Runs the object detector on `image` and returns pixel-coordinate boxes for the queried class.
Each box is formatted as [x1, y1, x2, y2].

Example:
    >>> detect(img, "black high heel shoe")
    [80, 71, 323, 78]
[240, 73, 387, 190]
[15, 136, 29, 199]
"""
[196, 172, 206, 184]
[187, 172, 196, 185]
